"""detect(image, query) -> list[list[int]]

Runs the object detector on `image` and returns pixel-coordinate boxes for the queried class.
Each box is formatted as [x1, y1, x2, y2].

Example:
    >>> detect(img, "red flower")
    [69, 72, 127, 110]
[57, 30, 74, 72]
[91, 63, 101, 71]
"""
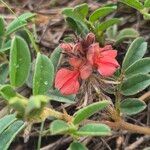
[55, 68, 80, 95]
[55, 59, 92, 95]
[55, 32, 120, 95]
[87, 43, 120, 76]
[68, 57, 92, 79]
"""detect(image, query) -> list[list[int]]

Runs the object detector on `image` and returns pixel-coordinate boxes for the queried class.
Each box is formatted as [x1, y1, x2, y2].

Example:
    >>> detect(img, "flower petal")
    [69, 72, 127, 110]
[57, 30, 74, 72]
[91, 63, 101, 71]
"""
[69, 57, 83, 68]
[98, 63, 118, 76]
[55, 68, 80, 95]
[80, 63, 92, 79]
[100, 45, 113, 51]
[60, 78, 80, 95]
[87, 43, 100, 64]
[100, 56, 120, 67]
[101, 50, 117, 58]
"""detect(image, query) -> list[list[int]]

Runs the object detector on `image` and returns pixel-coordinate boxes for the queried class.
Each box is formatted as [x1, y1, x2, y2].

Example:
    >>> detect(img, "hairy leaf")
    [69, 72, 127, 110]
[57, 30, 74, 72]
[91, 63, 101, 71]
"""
[73, 101, 109, 125]
[76, 123, 111, 136]
[50, 120, 70, 135]
[33, 53, 54, 95]
[122, 37, 147, 70]
[120, 98, 146, 115]
[9, 36, 31, 87]
[121, 74, 150, 95]
[89, 6, 117, 23]
[125, 58, 150, 77]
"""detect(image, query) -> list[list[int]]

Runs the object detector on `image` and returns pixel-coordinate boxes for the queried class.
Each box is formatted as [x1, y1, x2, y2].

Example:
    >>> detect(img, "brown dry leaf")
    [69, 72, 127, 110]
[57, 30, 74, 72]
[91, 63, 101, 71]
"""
[35, 14, 50, 25]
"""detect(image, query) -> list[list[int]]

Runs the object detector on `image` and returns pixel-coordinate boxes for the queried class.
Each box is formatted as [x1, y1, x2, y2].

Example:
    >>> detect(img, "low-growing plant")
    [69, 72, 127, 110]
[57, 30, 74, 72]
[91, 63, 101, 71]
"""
[120, 0, 150, 20]
[0, 1, 150, 150]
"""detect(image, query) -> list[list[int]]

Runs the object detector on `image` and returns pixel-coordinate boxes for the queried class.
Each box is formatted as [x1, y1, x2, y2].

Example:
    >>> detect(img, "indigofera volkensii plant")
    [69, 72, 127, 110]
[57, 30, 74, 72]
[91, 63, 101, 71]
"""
[0, 2, 150, 150]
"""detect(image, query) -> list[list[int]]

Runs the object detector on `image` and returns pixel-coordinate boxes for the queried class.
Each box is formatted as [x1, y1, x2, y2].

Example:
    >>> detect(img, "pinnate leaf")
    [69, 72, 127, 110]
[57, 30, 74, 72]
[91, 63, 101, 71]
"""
[6, 12, 35, 36]
[122, 37, 147, 70]
[0, 120, 25, 150]
[0, 114, 16, 134]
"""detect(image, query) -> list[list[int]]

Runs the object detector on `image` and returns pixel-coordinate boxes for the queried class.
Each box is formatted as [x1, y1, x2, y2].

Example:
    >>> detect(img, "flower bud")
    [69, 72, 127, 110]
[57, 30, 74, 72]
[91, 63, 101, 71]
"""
[86, 32, 95, 45]
[60, 43, 73, 52]
[73, 42, 82, 52]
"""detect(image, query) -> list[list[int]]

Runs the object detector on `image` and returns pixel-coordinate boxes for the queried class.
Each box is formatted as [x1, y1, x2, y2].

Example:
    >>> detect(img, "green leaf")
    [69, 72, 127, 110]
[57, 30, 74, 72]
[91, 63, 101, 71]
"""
[9, 36, 31, 87]
[62, 8, 83, 22]
[0, 40, 11, 52]
[115, 28, 139, 44]
[76, 124, 111, 136]
[121, 74, 150, 96]
[0, 114, 16, 134]
[106, 25, 118, 39]
[0, 16, 5, 49]
[125, 58, 150, 77]
[143, 13, 150, 20]
[122, 37, 147, 70]
[73, 101, 109, 125]
[144, 0, 150, 7]
[33, 53, 54, 95]
[26, 95, 49, 114]
[0, 63, 9, 84]
[50, 120, 69, 135]
[6, 12, 35, 36]
[0, 120, 25, 150]
[120, 98, 146, 115]
[62, 8, 89, 36]
[119, 0, 144, 10]
[74, 3, 89, 19]
[50, 46, 61, 73]
[9, 97, 28, 115]
[48, 90, 75, 104]
[96, 18, 121, 32]
[0, 16, 5, 36]
[0, 85, 17, 100]
[66, 17, 89, 36]
[25, 29, 40, 53]
[26, 60, 35, 88]
[68, 142, 88, 150]
[89, 6, 117, 23]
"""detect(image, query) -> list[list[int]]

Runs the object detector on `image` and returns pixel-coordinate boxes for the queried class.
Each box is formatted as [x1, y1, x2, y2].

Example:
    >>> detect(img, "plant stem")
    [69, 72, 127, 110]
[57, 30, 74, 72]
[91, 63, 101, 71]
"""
[101, 79, 121, 84]
[37, 120, 45, 150]
[102, 120, 150, 135]
[139, 91, 150, 102]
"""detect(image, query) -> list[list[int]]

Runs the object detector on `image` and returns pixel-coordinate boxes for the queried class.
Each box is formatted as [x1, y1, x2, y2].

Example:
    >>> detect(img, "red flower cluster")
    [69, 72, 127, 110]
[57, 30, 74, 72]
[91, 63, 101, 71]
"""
[55, 33, 120, 95]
